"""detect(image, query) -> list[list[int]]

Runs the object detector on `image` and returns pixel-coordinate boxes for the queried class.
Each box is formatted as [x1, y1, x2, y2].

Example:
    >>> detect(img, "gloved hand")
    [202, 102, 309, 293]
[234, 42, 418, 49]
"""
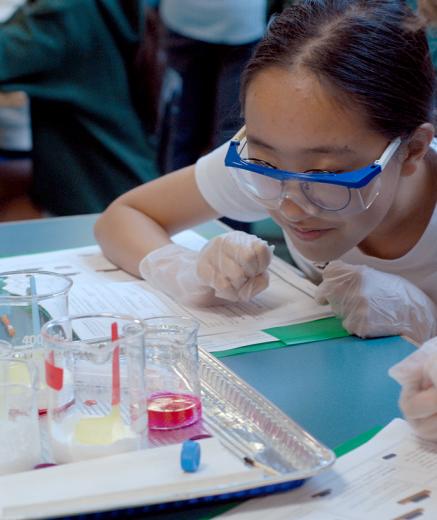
[139, 231, 273, 307]
[314, 260, 437, 344]
[389, 337, 437, 441]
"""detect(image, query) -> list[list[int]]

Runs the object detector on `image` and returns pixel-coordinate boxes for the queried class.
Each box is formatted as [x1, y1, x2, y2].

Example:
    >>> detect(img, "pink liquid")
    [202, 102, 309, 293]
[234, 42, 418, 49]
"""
[147, 392, 202, 430]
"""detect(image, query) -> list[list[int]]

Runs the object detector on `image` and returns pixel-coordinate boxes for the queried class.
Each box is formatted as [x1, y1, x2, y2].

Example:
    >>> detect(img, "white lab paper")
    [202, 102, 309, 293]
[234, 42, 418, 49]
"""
[222, 419, 437, 519]
[0, 437, 262, 519]
[68, 277, 330, 340]
[198, 331, 277, 352]
[0, 230, 205, 284]
[0, 230, 333, 351]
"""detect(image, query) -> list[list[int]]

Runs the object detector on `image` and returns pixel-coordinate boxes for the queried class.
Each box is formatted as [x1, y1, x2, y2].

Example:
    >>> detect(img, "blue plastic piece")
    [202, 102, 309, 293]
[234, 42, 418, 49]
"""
[180, 440, 201, 473]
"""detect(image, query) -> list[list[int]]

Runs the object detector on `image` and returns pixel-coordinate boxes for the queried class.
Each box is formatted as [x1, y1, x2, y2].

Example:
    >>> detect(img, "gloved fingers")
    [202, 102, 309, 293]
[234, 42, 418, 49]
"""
[236, 272, 270, 302]
[420, 336, 437, 354]
[389, 349, 433, 388]
[178, 286, 227, 307]
[399, 386, 437, 420]
[314, 269, 362, 306]
[408, 414, 437, 441]
[322, 259, 366, 277]
[218, 252, 258, 290]
[221, 232, 272, 277]
[316, 261, 437, 345]
[213, 272, 269, 302]
[340, 311, 385, 339]
[341, 313, 367, 338]
[342, 308, 405, 339]
[198, 232, 272, 292]
[214, 285, 240, 302]
[198, 234, 251, 287]
[243, 240, 273, 276]
[314, 290, 329, 305]
[198, 253, 248, 292]
[207, 269, 241, 299]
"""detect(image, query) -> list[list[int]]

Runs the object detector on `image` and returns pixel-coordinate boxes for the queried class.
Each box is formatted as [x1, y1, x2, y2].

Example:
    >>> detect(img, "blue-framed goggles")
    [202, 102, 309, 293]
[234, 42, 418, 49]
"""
[224, 127, 402, 215]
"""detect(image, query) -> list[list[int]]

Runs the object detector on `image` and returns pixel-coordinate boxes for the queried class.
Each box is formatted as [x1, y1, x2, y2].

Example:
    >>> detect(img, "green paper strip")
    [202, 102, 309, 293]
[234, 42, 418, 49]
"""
[334, 425, 383, 457]
[214, 317, 349, 358]
[214, 340, 284, 359]
[266, 317, 349, 344]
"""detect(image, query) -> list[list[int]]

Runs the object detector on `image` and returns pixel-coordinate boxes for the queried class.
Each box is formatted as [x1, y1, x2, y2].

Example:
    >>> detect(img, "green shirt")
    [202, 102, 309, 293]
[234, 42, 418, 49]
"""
[0, 0, 157, 215]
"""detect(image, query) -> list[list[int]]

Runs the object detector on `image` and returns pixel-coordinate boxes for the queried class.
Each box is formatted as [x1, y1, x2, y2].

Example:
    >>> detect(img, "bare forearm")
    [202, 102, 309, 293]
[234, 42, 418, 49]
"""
[94, 204, 172, 277]
[95, 166, 220, 276]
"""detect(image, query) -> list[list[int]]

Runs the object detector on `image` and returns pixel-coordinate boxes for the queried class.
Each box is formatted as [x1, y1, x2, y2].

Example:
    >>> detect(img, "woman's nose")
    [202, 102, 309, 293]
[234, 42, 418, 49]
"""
[279, 192, 319, 222]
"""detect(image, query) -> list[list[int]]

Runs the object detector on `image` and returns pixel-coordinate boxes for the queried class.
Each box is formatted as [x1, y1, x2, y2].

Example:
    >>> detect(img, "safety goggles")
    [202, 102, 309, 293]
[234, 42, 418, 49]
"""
[224, 127, 402, 216]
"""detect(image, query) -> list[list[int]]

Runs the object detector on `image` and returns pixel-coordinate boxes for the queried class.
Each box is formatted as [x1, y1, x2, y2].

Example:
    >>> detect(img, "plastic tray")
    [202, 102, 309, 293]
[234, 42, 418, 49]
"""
[146, 348, 335, 486]
[37, 348, 335, 518]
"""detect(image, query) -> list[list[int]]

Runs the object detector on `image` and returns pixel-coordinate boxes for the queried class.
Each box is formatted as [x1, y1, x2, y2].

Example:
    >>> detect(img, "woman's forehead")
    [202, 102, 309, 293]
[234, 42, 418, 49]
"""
[244, 66, 381, 154]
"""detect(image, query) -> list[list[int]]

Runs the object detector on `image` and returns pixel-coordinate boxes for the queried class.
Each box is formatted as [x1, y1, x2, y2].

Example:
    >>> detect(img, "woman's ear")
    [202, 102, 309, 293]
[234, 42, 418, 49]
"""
[400, 123, 435, 177]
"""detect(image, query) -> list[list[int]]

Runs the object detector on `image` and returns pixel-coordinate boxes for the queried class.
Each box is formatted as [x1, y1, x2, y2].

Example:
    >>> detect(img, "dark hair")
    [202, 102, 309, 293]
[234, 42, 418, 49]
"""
[241, 0, 436, 139]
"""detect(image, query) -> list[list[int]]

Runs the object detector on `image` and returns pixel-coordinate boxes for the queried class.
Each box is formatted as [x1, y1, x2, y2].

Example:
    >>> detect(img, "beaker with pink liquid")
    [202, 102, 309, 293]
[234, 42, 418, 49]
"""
[143, 316, 202, 430]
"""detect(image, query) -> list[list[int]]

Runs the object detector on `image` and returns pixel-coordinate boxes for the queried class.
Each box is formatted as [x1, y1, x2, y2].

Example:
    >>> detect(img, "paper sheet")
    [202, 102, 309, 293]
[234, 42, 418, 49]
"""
[0, 437, 262, 519]
[0, 230, 205, 284]
[198, 331, 276, 352]
[68, 277, 330, 340]
[0, 230, 332, 351]
[222, 419, 437, 519]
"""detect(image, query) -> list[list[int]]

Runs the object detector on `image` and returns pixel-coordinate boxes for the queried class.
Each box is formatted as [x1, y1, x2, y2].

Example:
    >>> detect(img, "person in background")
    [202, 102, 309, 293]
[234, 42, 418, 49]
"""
[408, 0, 437, 71]
[96, 0, 437, 347]
[0, 0, 158, 219]
[0, 91, 34, 221]
[418, 0, 437, 25]
[0, 0, 33, 221]
[419, 0, 437, 72]
[157, 0, 268, 173]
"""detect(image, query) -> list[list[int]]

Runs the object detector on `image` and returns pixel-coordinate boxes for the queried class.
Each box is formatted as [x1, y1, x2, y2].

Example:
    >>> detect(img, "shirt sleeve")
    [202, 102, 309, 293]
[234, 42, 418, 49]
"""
[0, 1, 73, 84]
[194, 141, 269, 222]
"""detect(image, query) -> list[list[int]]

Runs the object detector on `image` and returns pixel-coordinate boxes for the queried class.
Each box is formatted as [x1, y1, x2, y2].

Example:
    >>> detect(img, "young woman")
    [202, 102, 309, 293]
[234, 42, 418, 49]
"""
[95, 0, 437, 345]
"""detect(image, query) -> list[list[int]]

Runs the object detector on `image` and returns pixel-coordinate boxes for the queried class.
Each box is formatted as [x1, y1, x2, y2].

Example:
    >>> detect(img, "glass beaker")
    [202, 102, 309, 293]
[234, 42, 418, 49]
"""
[144, 316, 201, 430]
[0, 358, 41, 475]
[41, 313, 146, 464]
[0, 270, 72, 412]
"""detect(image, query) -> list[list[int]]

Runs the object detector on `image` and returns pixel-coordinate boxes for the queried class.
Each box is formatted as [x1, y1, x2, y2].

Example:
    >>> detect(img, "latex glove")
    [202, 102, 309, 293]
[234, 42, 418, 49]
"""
[315, 260, 437, 343]
[139, 231, 273, 307]
[389, 337, 437, 440]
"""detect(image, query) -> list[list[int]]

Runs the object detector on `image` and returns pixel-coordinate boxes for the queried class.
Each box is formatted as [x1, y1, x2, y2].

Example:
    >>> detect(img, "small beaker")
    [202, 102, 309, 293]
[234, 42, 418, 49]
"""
[0, 358, 41, 475]
[0, 270, 72, 412]
[144, 316, 201, 430]
[41, 313, 146, 463]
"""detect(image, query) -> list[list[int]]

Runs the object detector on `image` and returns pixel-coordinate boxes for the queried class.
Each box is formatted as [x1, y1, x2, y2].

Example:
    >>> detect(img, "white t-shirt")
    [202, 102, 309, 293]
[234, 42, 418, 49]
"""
[0, 0, 25, 22]
[195, 141, 437, 305]
[159, 0, 267, 45]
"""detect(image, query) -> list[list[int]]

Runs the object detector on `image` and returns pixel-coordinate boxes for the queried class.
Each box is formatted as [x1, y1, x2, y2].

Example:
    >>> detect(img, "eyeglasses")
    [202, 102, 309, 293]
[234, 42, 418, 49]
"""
[224, 127, 402, 216]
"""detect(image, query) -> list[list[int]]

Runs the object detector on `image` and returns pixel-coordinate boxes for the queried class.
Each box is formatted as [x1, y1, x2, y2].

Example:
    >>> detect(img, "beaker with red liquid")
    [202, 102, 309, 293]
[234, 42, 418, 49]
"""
[143, 317, 201, 430]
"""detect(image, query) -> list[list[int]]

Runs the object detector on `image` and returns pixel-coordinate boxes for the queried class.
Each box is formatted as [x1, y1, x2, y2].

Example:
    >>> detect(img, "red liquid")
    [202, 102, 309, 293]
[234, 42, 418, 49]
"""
[147, 392, 202, 430]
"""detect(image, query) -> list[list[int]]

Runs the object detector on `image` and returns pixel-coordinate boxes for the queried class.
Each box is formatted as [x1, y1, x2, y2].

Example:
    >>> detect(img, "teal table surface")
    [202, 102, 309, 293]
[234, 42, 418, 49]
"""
[223, 334, 414, 448]
[0, 215, 416, 517]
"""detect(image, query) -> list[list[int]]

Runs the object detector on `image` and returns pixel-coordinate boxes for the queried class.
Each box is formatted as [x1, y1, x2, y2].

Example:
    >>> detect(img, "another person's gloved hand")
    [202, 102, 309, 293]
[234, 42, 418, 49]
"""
[389, 337, 437, 441]
[314, 260, 437, 344]
[139, 231, 273, 306]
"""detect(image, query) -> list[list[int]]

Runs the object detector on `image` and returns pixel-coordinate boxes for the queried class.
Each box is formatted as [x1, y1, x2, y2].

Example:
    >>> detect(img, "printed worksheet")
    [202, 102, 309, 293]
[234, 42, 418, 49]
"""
[222, 419, 437, 520]
[0, 230, 332, 350]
